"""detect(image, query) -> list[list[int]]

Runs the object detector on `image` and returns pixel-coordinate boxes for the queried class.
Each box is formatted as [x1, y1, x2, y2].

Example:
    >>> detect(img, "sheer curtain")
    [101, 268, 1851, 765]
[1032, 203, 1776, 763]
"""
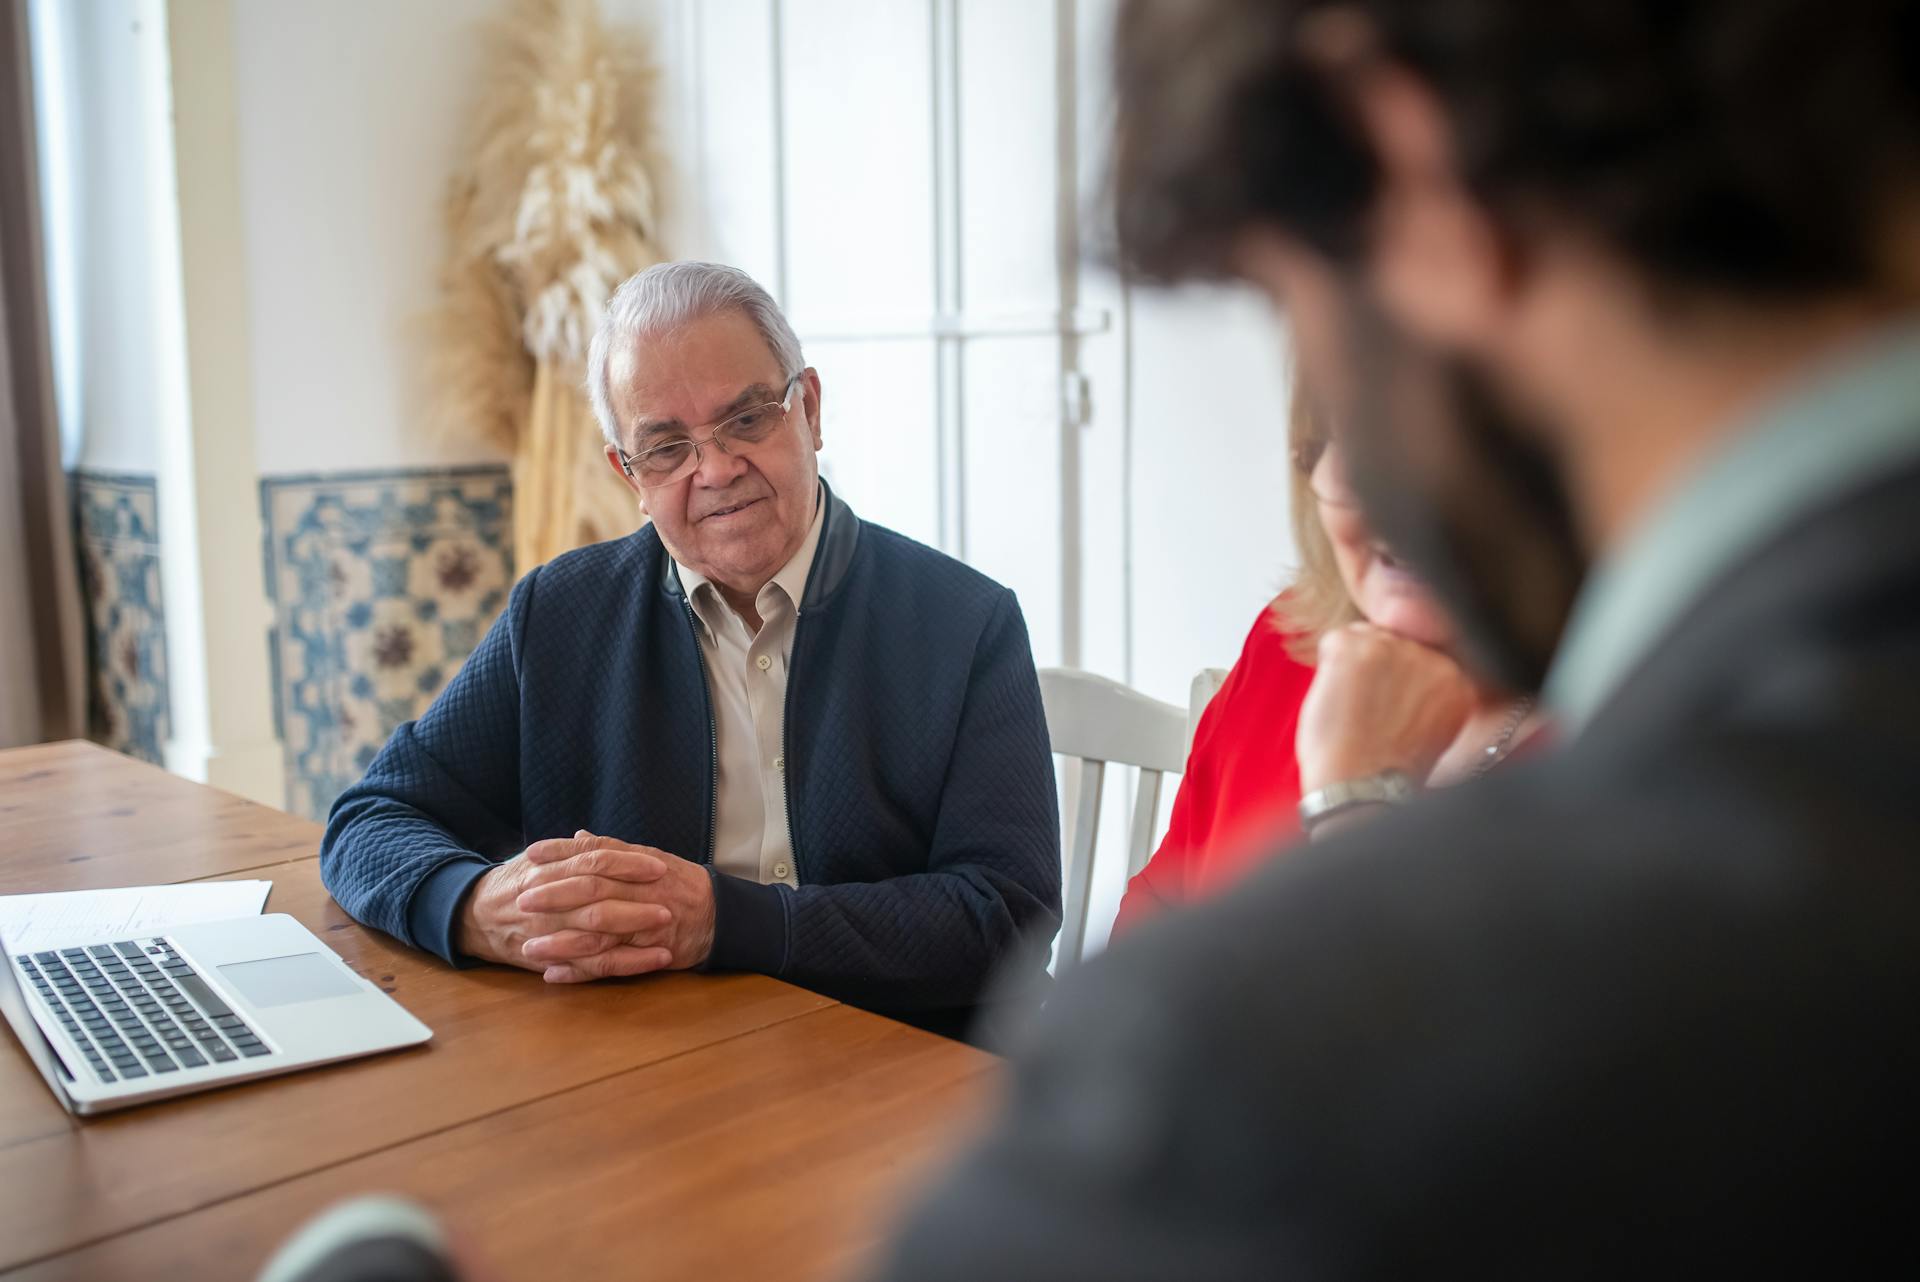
[0, 0, 84, 748]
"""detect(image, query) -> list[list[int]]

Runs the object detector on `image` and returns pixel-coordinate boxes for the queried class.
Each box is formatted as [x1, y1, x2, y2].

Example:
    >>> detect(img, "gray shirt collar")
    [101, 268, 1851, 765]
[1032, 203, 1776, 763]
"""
[1544, 316, 1920, 735]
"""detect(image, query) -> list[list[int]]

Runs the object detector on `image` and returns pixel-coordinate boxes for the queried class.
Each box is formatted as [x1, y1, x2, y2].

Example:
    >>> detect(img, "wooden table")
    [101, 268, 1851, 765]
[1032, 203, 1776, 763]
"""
[0, 742, 996, 1281]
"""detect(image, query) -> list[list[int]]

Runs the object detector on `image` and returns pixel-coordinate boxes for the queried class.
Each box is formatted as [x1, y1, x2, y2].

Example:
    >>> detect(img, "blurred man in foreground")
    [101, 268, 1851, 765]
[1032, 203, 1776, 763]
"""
[870, 0, 1920, 1275]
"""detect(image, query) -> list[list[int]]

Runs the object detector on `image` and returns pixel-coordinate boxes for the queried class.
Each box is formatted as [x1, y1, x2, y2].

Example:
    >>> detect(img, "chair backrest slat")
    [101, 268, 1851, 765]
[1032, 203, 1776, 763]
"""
[1039, 668, 1192, 970]
[1058, 757, 1106, 972]
[1189, 668, 1228, 753]
[1126, 768, 1164, 882]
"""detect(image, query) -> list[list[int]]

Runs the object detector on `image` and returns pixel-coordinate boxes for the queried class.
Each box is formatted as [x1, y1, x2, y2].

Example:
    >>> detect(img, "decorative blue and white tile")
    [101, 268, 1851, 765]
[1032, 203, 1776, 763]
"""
[71, 471, 172, 764]
[261, 466, 513, 821]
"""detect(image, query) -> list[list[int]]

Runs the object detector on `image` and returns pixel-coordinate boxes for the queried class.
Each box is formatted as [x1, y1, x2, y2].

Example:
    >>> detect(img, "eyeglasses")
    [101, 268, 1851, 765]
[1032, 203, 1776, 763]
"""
[617, 372, 806, 488]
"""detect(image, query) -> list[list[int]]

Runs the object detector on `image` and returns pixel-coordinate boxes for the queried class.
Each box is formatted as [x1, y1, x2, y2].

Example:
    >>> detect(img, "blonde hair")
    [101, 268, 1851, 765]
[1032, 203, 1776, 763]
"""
[1272, 381, 1360, 663]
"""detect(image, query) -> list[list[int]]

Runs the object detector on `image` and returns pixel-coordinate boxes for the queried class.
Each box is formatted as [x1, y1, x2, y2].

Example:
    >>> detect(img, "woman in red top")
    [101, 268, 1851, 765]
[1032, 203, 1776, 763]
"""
[1112, 387, 1543, 936]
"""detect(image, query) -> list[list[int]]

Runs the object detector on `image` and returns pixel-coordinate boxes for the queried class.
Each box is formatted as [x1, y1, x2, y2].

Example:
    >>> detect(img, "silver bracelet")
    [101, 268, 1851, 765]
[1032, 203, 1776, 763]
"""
[1297, 769, 1417, 834]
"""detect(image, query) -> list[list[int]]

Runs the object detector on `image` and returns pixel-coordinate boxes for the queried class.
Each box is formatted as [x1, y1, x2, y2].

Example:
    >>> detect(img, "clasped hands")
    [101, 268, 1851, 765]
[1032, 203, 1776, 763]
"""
[454, 832, 717, 983]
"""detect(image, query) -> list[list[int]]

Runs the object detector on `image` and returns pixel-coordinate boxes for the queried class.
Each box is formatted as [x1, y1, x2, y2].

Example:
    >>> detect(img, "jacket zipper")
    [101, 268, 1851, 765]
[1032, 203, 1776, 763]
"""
[683, 599, 719, 865]
[781, 609, 804, 885]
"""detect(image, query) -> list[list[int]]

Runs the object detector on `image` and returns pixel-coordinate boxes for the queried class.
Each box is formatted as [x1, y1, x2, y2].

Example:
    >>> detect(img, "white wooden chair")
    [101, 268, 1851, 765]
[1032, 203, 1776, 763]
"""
[1038, 668, 1191, 971]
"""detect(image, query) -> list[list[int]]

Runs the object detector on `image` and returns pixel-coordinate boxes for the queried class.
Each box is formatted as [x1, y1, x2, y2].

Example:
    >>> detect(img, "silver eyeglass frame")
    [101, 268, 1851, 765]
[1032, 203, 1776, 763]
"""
[616, 371, 807, 487]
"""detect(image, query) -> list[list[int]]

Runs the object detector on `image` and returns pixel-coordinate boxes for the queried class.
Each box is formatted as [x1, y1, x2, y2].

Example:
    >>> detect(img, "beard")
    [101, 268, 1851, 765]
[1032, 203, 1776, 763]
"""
[1332, 283, 1589, 695]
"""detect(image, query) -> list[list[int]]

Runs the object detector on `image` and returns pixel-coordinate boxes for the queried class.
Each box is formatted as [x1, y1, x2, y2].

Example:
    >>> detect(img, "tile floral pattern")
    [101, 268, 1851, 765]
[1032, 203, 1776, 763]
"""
[71, 471, 173, 764]
[261, 466, 513, 821]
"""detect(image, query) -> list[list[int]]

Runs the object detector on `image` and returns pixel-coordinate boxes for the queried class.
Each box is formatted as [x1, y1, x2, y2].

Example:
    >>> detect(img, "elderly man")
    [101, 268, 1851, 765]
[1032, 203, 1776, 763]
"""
[320, 261, 1060, 1038]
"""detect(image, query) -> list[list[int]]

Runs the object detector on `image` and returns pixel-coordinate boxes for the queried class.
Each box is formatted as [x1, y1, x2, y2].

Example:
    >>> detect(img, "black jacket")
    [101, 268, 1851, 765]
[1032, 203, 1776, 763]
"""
[870, 453, 1920, 1276]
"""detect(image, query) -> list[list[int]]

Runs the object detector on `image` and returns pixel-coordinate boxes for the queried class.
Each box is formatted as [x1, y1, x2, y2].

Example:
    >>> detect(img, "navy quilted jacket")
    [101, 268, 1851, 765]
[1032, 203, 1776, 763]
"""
[319, 484, 1062, 1021]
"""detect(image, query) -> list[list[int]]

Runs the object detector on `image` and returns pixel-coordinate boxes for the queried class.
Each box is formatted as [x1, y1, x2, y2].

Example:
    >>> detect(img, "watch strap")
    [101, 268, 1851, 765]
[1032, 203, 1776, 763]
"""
[1297, 769, 1417, 832]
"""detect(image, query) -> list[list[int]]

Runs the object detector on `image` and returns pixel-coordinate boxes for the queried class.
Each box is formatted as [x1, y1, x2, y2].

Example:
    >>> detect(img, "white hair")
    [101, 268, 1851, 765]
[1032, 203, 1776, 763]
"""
[585, 261, 806, 447]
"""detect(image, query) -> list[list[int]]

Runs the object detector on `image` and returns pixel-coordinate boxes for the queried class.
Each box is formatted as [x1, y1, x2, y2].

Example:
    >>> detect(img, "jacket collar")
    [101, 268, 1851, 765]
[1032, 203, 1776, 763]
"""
[1578, 450, 1920, 753]
[1546, 316, 1920, 737]
[659, 479, 862, 612]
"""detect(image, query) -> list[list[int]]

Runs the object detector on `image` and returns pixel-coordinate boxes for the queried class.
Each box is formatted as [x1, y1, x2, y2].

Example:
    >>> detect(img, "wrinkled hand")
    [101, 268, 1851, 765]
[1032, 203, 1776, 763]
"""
[454, 833, 674, 973]
[515, 832, 716, 983]
[1296, 622, 1477, 794]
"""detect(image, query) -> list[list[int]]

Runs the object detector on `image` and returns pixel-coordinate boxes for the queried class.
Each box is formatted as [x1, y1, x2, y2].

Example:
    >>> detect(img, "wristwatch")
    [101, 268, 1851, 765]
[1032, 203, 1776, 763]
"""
[1297, 769, 1417, 833]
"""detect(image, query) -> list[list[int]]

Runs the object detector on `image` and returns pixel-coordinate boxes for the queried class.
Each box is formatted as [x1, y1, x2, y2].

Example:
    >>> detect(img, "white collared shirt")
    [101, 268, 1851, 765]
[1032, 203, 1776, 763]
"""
[673, 489, 825, 888]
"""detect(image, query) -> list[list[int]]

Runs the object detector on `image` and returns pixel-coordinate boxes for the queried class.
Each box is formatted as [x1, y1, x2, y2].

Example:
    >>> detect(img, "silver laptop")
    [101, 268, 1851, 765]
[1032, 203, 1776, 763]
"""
[1, 913, 431, 1115]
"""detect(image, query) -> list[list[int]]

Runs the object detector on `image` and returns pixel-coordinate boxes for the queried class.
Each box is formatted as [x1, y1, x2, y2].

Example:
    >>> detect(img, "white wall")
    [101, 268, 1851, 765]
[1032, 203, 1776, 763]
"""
[231, 0, 503, 475]
[228, 0, 697, 477]
[32, 0, 179, 475]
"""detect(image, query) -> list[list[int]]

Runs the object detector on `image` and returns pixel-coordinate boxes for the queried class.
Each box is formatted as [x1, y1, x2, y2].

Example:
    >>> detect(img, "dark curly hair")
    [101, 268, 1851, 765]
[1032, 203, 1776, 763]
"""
[1111, 0, 1920, 297]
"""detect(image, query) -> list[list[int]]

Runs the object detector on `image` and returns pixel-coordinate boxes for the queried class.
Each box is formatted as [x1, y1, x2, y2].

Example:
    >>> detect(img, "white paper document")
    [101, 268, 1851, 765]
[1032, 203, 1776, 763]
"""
[0, 881, 272, 954]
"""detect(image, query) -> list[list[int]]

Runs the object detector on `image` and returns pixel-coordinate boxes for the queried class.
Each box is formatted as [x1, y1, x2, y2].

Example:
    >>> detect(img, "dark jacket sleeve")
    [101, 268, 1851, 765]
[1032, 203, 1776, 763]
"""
[705, 589, 1062, 1011]
[318, 570, 535, 963]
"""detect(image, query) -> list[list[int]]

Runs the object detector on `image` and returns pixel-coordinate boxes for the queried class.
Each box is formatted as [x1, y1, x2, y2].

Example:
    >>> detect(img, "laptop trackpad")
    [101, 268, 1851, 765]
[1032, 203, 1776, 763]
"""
[216, 953, 363, 1007]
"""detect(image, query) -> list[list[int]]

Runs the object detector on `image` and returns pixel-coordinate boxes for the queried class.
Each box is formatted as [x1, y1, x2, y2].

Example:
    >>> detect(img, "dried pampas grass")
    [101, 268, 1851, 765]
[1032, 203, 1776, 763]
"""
[429, 0, 665, 568]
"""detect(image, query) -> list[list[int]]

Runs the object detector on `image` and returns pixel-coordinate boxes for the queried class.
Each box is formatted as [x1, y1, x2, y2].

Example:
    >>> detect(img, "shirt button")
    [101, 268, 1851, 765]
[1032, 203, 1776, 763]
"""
[773, 755, 784, 771]
[755, 654, 772, 672]
[773, 862, 790, 880]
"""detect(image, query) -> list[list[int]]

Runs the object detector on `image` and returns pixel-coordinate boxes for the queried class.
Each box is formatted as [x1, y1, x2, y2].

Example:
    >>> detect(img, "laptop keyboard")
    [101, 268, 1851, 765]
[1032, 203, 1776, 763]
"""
[13, 939, 272, 1084]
